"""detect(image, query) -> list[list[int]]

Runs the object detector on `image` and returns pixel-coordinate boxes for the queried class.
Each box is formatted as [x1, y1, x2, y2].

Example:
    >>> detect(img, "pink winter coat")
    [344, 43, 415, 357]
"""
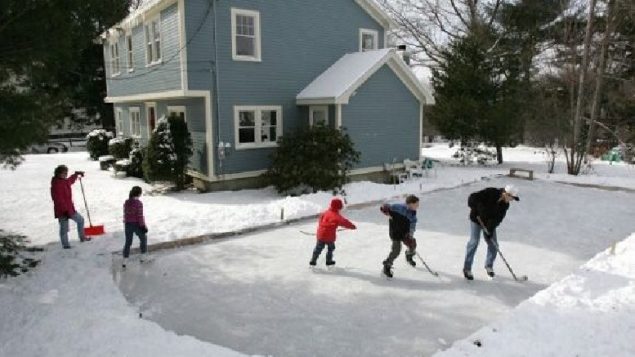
[50, 173, 80, 219]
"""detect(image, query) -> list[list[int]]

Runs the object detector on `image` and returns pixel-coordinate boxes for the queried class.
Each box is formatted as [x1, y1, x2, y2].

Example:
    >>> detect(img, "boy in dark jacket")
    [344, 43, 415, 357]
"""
[380, 195, 419, 278]
[463, 185, 519, 280]
[50, 165, 89, 248]
[310, 198, 357, 267]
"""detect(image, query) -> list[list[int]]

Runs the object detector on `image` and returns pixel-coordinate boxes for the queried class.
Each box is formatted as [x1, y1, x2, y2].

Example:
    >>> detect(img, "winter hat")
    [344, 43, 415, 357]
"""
[504, 185, 520, 201]
[330, 198, 344, 211]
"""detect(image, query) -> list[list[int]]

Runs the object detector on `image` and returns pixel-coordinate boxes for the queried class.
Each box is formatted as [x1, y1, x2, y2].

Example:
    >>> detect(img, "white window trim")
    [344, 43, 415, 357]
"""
[309, 105, 329, 126]
[144, 16, 163, 67]
[231, 8, 262, 62]
[145, 102, 157, 138]
[110, 41, 121, 77]
[167, 106, 187, 122]
[115, 108, 124, 136]
[126, 34, 134, 72]
[129, 107, 141, 138]
[359, 28, 379, 52]
[234, 105, 282, 150]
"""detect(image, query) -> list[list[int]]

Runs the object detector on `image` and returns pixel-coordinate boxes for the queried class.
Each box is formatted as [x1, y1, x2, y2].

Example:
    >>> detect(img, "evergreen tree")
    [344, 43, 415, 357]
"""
[429, 33, 523, 163]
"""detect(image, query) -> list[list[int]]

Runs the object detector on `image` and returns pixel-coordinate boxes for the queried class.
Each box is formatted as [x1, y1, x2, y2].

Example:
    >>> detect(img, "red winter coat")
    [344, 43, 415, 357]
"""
[51, 173, 80, 219]
[316, 198, 356, 243]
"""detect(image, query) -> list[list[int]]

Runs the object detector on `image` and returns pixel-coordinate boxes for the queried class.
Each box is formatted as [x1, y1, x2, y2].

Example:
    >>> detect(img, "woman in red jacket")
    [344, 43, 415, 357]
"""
[309, 198, 356, 267]
[50, 165, 89, 248]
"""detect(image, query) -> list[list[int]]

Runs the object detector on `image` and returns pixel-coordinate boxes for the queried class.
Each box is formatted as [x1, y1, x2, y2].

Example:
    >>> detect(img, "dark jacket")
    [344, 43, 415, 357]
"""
[468, 188, 509, 233]
[380, 203, 417, 240]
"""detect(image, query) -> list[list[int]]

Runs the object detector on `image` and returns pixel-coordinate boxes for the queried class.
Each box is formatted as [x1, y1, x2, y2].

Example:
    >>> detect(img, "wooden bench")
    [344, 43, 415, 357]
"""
[509, 168, 534, 180]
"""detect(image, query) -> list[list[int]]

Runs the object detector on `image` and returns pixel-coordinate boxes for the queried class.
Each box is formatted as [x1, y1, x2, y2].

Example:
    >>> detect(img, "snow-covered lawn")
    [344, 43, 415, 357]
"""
[116, 178, 635, 357]
[1, 147, 634, 357]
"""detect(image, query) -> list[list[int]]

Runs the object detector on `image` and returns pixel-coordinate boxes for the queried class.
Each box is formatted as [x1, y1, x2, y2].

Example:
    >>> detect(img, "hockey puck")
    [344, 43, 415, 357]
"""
[473, 340, 482, 347]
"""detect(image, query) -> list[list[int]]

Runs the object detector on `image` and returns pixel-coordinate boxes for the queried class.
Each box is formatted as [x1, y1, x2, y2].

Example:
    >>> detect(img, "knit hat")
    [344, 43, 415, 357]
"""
[330, 198, 344, 211]
[504, 185, 520, 201]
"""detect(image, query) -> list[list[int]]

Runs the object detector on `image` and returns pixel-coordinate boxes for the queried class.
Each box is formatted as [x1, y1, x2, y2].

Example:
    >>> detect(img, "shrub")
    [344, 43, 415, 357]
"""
[1, 230, 41, 278]
[265, 125, 360, 194]
[86, 129, 113, 160]
[143, 114, 193, 190]
[127, 145, 145, 178]
[108, 137, 134, 159]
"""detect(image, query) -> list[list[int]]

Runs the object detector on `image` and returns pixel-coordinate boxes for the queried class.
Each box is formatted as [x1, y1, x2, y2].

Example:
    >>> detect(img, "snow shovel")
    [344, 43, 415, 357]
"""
[79, 177, 105, 237]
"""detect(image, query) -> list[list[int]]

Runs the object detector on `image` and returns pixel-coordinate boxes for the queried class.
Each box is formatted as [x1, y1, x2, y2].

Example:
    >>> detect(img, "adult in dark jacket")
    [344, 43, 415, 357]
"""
[463, 185, 519, 280]
[380, 195, 419, 278]
[50, 165, 88, 248]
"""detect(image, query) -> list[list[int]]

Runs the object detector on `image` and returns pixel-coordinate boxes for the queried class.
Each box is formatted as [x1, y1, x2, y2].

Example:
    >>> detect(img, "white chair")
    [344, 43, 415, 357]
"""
[403, 159, 425, 180]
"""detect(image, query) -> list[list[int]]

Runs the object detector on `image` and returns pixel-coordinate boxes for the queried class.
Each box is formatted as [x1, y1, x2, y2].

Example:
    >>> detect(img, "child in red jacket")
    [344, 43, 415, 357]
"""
[50, 165, 89, 249]
[309, 198, 356, 267]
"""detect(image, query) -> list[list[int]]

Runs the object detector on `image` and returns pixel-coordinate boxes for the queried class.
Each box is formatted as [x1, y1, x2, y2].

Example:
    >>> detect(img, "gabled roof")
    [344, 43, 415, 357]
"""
[355, 0, 397, 29]
[297, 49, 433, 105]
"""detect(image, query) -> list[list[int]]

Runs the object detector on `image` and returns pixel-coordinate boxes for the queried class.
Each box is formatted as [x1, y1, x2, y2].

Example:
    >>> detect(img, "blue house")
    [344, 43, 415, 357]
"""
[101, 0, 432, 190]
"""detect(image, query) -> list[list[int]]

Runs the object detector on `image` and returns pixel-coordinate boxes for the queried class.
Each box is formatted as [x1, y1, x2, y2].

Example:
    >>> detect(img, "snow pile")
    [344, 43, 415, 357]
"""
[0, 239, 247, 357]
[86, 129, 113, 139]
[435, 234, 635, 357]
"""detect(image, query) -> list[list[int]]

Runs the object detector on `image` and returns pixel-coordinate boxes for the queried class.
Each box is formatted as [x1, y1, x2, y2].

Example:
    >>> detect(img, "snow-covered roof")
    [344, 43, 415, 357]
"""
[297, 49, 433, 105]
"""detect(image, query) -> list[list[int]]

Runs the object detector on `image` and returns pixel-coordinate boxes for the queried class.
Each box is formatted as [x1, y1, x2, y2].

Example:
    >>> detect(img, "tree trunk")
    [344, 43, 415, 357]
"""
[569, 0, 598, 175]
[585, 0, 616, 159]
[496, 144, 503, 164]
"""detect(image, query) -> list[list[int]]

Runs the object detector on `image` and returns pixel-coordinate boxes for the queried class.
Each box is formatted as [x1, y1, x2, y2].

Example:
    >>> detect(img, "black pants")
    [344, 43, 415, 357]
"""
[383, 237, 416, 267]
[123, 222, 147, 258]
[311, 241, 335, 263]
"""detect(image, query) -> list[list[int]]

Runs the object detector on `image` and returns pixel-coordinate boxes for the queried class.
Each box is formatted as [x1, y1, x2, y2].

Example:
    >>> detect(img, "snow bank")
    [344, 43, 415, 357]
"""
[435, 234, 635, 357]
[0, 239, 247, 357]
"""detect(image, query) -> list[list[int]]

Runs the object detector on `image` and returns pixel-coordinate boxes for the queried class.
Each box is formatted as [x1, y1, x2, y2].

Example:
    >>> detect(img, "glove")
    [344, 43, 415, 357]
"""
[142, 226, 148, 234]
[74, 171, 85, 177]
[380, 204, 390, 216]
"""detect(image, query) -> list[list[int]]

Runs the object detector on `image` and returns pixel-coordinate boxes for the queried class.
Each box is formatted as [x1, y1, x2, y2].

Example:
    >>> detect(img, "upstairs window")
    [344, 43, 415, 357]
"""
[126, 34, 134, 71]
[231, 8, 261, 62]
[359, 29, 378, 52]
[145, 17, 161, 65]
[110, 42, 120, 76]
[234, 106, 282, 149]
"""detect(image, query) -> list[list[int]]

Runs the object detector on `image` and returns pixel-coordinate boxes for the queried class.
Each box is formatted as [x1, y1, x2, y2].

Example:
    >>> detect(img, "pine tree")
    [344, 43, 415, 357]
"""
[429, 33, 523, 163]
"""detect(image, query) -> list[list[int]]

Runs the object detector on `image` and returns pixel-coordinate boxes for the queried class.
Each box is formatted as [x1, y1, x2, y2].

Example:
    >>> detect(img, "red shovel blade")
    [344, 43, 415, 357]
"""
[84, 225, 105, 237]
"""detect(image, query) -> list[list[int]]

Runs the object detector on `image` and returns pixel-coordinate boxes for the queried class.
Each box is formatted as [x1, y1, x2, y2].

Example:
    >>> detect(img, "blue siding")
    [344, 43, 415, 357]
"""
[184, 0, 386, 174]
[341, 65, 420, 168]
[105, 3, 182, 97]
[114, 98, 208, 173]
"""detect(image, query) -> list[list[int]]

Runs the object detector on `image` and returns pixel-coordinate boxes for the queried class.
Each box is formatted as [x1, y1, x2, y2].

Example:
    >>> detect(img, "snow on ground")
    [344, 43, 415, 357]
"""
[0, 151, 496, 247]
[116, 178, 635, 357]
[436, 234, 635, 357]
[423, 143, 635, 190]
[1, 148, 634, 357]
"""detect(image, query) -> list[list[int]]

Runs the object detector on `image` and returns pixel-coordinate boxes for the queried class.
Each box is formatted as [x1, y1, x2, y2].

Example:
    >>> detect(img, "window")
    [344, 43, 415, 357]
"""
[145, 17, 161, 65]
[115, 108, 124, 135]
[130, 108, 141, 137]
[167, 106, 186, 121]
[110, 42, 120, 76]
[234, 106, 282, 149]
[359, 29, 379, 52]
[309, 106, 329, 126]
[126, 35, 134, 71]
[145, 103, 156, 136]
[231, 8, 261, 61]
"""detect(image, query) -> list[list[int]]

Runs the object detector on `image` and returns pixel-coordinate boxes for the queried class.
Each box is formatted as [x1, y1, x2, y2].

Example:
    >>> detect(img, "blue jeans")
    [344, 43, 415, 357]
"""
[58, 212, 86, 248]
[463, 221, 498, 271]
[311, 241, 335, 263]
[123, 223, 147, 258]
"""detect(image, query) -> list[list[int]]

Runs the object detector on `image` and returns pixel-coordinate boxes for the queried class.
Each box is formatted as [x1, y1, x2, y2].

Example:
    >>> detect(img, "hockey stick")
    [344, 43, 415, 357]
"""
[477, 217, 528, 282]
[299, 228, 346, 236]
[415, 252, 439, 277]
